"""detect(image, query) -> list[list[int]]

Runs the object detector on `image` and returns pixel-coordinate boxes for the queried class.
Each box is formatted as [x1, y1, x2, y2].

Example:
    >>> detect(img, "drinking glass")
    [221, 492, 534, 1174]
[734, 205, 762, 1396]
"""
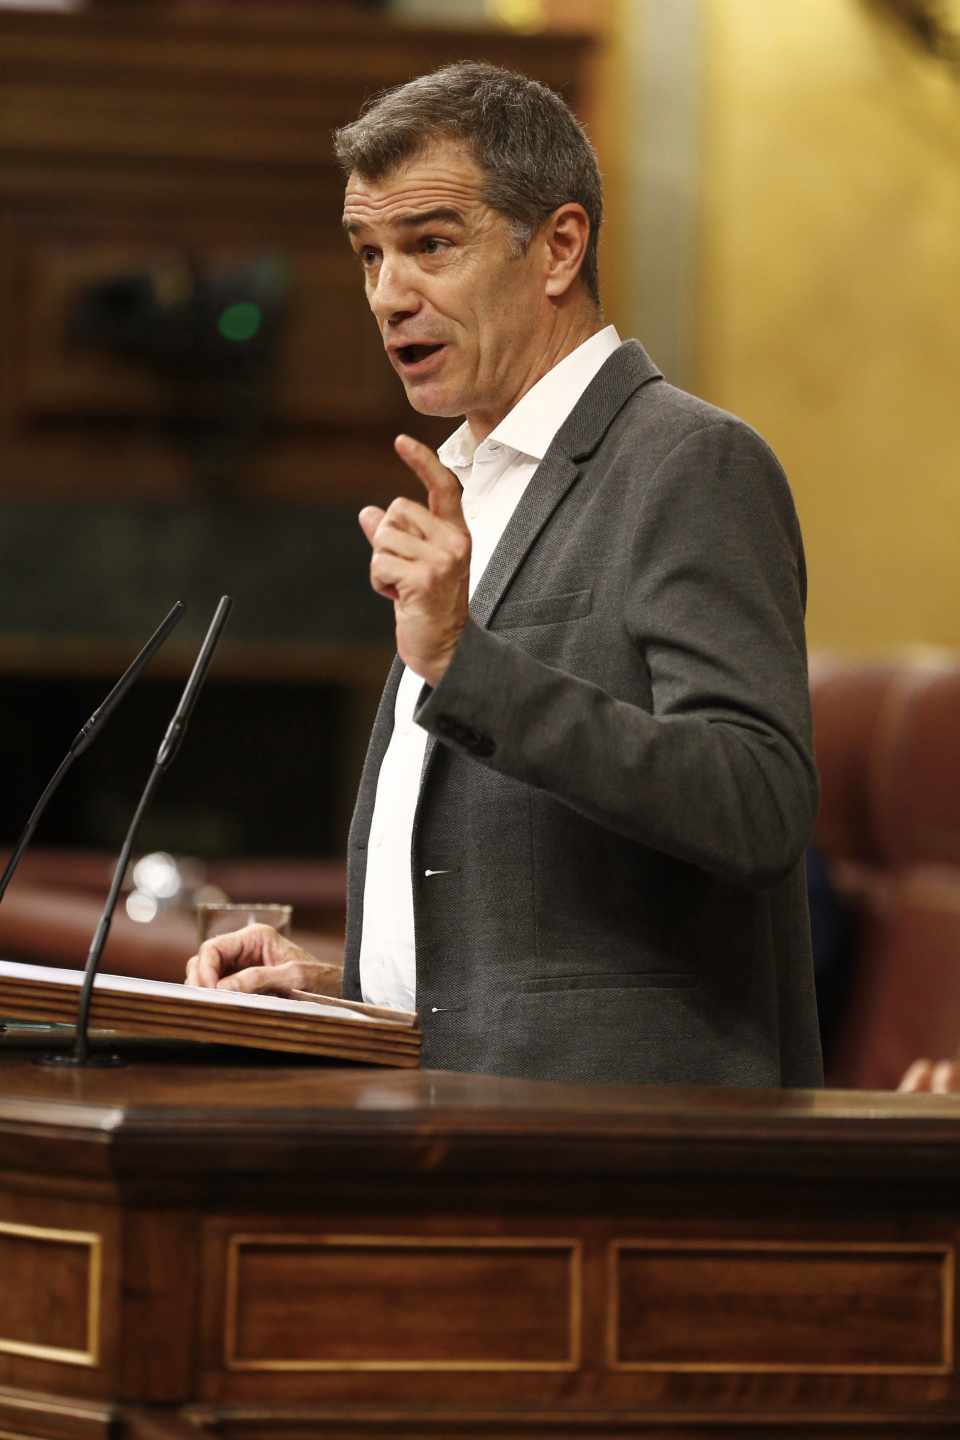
[196, 902, 292, 947]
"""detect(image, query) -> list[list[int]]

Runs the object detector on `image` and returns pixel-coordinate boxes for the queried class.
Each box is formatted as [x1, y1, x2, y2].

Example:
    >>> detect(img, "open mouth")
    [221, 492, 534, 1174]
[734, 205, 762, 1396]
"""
[395, 343, 445, 367]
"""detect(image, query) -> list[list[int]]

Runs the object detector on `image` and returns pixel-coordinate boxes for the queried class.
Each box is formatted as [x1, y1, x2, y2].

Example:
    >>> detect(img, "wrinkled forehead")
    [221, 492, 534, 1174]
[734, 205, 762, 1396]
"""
[342, 139, 489, 232]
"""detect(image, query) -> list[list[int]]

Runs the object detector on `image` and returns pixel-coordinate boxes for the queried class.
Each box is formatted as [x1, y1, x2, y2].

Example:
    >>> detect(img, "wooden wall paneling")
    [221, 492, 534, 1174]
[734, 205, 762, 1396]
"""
[0, 5, 596, 504]
[0, 0, 598, 794]
[17, 237, 404, 427]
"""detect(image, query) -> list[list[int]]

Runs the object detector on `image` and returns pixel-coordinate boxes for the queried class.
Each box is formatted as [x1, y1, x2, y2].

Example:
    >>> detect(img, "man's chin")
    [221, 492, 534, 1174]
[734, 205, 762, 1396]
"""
[400, 383, 465, 420]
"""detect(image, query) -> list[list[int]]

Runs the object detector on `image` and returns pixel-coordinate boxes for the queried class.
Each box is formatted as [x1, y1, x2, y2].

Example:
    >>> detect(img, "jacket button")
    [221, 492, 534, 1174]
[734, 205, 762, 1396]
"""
[437, 714, 494, 757]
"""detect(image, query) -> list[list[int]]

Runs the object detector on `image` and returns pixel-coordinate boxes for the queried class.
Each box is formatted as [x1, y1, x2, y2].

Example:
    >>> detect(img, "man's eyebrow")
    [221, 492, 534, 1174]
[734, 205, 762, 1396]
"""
[342, 206, 466, 235]
[395, 207, 466, 229]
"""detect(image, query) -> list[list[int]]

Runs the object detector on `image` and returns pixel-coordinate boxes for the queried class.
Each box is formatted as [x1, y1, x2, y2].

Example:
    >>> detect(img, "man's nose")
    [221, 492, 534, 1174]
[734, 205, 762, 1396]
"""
[369, 257, 421, 327]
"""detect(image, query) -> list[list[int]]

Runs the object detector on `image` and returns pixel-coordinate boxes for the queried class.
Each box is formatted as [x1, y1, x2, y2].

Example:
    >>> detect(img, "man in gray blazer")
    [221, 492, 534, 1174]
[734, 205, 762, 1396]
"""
[187, 63, 823, 1089]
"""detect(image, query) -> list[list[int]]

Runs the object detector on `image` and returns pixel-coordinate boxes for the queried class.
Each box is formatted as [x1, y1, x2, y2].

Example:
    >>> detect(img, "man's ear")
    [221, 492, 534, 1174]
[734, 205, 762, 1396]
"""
[542, 203, 591, 299]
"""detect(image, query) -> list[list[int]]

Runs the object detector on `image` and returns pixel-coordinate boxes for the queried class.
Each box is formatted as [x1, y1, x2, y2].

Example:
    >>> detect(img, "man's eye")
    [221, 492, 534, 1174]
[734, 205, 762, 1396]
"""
[358, 247, 380, 268]
[420, 236, 449, 256]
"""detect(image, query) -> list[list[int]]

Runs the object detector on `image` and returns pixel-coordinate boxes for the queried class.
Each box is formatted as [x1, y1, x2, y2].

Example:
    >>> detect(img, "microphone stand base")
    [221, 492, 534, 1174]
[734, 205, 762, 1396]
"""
[34, 1050, 127, 1068]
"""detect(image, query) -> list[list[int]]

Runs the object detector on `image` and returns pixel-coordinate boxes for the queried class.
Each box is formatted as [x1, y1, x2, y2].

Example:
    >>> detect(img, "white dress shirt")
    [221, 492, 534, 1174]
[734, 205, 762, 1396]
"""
[359, 325, 623, 1011]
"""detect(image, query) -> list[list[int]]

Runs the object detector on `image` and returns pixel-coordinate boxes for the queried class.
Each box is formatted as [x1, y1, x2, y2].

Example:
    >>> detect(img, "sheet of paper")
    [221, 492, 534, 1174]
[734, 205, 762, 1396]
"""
[0, 958, 380, 1024]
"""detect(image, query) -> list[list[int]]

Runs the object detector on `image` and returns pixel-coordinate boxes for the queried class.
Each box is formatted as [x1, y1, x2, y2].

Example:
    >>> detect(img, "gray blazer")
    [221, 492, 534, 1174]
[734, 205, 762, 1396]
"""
[343, 342, 823, 1088]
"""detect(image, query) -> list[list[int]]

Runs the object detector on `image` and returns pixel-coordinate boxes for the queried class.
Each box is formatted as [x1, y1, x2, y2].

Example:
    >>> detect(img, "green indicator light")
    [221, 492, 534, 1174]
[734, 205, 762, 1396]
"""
[218, 302, 262, 342]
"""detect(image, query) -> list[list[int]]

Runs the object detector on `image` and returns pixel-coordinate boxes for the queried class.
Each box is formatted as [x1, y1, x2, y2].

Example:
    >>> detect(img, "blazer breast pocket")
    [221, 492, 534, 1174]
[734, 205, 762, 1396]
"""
[519, 971, 698, 994]
[493, 586, 593, 631]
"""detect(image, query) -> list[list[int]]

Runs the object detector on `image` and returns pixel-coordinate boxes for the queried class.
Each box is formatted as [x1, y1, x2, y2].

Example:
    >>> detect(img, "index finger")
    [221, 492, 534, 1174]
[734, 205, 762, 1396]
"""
[394, 434, 463, 524]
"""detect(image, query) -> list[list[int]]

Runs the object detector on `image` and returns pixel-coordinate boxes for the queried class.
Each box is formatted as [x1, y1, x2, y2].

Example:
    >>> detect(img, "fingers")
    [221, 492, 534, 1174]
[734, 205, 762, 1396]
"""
[213, 931, 329, 994]
[932, 1060, 960, 1093]
[361, 491, 468, 606]
[184, 925, 344, 1000]
[394, 434, 465, 524]
[357, 436, 470, 685]
[359, 499, 428, 601]
[898, 1058, 960, 1094]
[184, 923, 296, 989]
[899, 1059, 934, 1092]
[372, 501, 431, 558]
[359, 433, 462, 553]
[358, 505, 385, 545]
[185, 925, 264, 989]
[216, 960, 303, 995]
[368, 549, 406, 600]
[219, 955, 345, 997]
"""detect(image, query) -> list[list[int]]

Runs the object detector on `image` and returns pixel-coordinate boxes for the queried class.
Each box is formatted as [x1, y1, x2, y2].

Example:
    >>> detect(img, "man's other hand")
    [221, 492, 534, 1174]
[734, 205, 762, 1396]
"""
[184, 924, 344, 997]
[898, 1058, 960, 1093]
[358, 434, 470, 687]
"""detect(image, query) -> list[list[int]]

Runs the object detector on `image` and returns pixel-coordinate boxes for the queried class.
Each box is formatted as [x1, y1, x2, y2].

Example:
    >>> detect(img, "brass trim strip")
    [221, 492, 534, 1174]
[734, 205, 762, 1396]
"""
[224, 1232, 581, 1372]
[606, 1238, 954, 1375]
[0, 1219, 102, 1367]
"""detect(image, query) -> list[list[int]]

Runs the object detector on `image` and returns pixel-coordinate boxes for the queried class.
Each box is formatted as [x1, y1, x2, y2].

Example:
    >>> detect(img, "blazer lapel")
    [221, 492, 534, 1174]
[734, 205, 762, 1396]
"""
[469, 450, 580, 627]
[475, 344, 662, 620]
[417, 341, 662, 780]
[415, 451, 580, 780]
[353, 655, 404, 838]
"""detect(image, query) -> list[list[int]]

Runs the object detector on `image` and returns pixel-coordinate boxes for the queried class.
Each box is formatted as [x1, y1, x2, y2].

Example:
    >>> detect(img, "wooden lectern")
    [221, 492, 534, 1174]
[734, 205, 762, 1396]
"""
[2, 1045, 960, 1438]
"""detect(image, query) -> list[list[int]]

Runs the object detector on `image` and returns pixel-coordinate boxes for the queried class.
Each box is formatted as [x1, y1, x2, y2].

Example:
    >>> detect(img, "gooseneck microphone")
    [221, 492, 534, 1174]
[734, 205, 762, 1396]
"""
[0, 600, 186, 905]
[43, 595, 233, 1067]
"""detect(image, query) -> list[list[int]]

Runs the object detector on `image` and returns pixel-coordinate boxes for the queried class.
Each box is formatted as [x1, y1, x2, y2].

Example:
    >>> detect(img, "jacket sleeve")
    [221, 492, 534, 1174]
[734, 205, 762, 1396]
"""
[414, 419, 819, 889]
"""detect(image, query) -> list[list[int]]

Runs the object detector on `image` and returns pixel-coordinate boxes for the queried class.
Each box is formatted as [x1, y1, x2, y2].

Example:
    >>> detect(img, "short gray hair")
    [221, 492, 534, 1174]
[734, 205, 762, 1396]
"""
[334, 61, 603, 306]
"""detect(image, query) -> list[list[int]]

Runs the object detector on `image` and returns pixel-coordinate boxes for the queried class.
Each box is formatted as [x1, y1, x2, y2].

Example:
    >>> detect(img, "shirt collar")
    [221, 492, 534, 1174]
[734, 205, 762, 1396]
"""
[438, 324, 622, 472]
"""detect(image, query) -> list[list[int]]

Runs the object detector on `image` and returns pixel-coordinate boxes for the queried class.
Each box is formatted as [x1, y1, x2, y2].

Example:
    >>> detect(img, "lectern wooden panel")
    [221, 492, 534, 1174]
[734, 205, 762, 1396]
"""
[223, 1234, 579, 1372]
[611, 1241, 952, 1372]
[2, 1049, 960, 1437]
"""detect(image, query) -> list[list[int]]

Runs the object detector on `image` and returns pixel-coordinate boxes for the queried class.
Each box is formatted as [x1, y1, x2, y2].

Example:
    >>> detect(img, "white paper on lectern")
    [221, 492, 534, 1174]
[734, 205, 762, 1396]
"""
[0, 958, 380, 1024]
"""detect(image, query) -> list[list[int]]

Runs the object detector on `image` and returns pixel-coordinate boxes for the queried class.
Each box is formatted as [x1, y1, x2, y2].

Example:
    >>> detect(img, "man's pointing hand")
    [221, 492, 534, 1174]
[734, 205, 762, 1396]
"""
[359, 434, 470, 687]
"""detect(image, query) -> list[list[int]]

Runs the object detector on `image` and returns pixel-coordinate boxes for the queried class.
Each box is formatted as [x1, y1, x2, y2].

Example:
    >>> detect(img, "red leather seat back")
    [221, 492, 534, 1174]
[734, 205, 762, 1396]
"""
[812, 652, 960, 1088]
[809, 656, 901, 863]
[872, 664, 960, 870]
